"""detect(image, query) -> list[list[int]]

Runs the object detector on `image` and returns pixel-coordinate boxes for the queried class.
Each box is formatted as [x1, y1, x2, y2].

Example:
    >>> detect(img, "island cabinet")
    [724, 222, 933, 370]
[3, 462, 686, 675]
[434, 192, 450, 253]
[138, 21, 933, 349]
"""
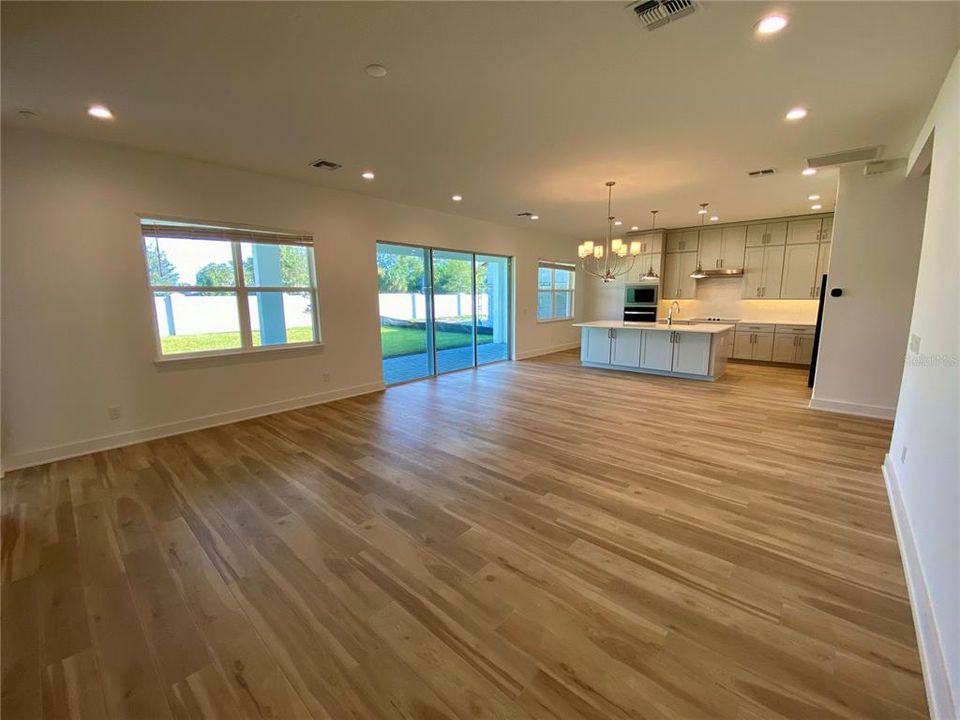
[576, 323, 732, 381]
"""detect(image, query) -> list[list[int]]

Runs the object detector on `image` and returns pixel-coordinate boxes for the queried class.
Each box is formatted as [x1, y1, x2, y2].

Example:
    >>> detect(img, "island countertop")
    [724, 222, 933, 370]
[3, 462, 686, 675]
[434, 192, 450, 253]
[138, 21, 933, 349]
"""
[572, 320, 734, 334]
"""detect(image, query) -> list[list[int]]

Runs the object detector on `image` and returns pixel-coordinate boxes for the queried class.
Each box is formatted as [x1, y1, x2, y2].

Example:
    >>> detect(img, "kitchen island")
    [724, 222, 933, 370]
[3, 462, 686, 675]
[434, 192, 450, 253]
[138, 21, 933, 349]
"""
[573, 321, 734, 381]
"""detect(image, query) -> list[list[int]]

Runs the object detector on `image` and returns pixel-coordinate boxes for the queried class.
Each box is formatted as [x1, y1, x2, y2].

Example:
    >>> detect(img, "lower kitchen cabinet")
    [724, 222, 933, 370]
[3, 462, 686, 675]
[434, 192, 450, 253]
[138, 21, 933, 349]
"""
[733, 331, 774, 361]
[672, 332, 711, 375]
[582, 327, 612, 364]
[611, 328, 643, 367]
[639, 330, 673, 371]
[733, 323, 815, 365]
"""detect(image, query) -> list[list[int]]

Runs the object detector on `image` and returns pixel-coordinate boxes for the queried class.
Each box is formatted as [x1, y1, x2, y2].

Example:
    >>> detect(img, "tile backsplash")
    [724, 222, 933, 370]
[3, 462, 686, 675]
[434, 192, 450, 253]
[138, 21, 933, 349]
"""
[658, 276, 819, 323]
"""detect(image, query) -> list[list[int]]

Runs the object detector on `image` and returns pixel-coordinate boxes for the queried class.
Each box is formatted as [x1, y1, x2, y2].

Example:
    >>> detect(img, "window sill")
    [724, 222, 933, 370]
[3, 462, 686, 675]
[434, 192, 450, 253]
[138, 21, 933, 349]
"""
[537, 317, 575, 324]
[153, 341, 324, 366]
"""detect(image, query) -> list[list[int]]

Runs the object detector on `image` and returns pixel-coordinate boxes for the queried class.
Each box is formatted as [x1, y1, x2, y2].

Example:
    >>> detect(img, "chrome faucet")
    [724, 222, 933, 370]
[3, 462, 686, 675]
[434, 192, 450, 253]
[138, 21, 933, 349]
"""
[667, 301, 681, 326]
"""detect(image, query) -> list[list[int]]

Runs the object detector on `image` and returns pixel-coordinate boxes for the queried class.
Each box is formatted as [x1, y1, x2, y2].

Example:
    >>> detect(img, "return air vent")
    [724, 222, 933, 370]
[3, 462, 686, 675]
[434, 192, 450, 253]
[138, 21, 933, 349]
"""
[628, 0, 696, 30]
[747, 168, 776, 178]
[310, 159, 342, 170]
[806, 146, 883, 169]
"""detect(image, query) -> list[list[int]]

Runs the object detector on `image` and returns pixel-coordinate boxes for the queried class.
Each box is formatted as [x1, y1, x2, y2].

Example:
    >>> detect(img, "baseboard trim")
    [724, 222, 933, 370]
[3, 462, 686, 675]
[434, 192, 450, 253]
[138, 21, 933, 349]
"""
[808, 397, 896, 420]
[2, 381, 385, 472]
[882, 454, 957, 720]
[516, 342, 580, 360]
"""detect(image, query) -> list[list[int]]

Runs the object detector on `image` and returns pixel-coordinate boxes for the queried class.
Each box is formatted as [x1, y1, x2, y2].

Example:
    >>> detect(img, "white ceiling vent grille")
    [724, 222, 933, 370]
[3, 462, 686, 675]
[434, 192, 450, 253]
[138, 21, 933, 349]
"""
[806, 146, 883, 169]
[628, 0, 696, 30]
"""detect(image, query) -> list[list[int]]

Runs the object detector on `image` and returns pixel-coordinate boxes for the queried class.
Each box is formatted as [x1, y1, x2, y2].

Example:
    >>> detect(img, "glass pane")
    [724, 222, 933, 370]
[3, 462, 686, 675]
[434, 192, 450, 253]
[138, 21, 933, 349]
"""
[143, 235, 235, 287]
[555, 291, 572, 319]
[538, 267, 553, 289]
[377, 243, 434, 384]
[538, 291, 553, 321]
[242, 243, 313, 288]
[554, 268, 573, 289]
[476, 255, 509, 365]
[432, 249, 475, 374]
[153, 291, 241, 355]
[248, 291, 316, 346]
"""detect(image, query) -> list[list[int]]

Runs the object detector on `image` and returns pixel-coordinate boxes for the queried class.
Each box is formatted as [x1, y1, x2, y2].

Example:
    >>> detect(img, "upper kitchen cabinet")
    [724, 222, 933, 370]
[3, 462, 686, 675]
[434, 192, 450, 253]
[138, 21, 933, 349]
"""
[742, 245, 785, 298]
[665, 230, 700, 253]
[662, 251, 698, 299]
[626, 231, 663, 255]
[625, 231, 664, 283]
[819, 216, 833, 242]
[699, 226, 747, 269]
[745, 222, 787, 247]
[815, 242, 831, 296]
[781, 243, 820, 298]
[787, 217, 827, 244]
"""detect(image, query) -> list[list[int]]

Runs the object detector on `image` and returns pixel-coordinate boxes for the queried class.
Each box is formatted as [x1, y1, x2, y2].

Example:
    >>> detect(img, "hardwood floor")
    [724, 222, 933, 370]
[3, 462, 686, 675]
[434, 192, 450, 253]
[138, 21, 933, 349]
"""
[1, 351, 927, 719]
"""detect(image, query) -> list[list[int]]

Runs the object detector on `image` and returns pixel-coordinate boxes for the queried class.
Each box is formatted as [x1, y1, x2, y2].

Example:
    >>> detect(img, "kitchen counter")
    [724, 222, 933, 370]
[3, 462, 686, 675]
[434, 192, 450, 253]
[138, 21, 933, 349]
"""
[574, 321, 733, 380]
[573, 320, 735, 334]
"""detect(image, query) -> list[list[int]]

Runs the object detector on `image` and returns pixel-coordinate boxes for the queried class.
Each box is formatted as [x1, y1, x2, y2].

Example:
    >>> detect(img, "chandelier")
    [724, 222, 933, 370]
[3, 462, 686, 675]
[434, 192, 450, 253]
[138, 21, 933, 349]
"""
[577, 181, 641, 283]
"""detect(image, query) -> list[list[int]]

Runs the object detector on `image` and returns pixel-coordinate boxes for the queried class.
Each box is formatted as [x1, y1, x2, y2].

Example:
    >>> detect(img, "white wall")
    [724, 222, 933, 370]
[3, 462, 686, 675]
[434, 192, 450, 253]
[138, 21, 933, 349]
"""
[0, 128, 582, 469]
[885, 53, 959, 720]
[810, 164, 928, 419]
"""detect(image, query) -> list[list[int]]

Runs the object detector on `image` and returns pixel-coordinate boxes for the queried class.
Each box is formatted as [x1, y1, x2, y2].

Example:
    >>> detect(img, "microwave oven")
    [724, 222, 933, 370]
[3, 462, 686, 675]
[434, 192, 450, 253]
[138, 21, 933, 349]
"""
[624, 284, 658, 306]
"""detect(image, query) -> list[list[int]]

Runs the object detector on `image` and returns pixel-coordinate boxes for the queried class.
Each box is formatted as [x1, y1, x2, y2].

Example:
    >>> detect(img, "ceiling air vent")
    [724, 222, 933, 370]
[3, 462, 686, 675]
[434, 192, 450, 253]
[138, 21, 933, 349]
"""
[748, 168, 776, 178]
[310, 159, 342, 170]
[806, 146, 883, 169]
[628, 0, 696, 30]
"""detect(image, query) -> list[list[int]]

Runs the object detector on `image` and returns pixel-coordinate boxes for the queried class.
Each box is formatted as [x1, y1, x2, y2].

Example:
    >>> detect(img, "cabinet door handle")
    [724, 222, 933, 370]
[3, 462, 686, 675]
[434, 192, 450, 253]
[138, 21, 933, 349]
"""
[756, 287, 760, 297]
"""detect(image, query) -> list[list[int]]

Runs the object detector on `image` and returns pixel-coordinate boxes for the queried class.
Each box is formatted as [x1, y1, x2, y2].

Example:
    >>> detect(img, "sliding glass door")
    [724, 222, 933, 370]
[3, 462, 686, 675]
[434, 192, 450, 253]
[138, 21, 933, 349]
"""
[377, 243, 511, 385]
[377, 243, 434, 385]
[432, 250, 476, 374]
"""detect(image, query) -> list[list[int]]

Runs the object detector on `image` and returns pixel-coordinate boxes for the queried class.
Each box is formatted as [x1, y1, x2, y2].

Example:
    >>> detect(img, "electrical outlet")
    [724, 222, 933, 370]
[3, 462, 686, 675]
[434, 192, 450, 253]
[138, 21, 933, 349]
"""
[909, 333, 921, 355]
[901, 446, 908, 463]
[108, 406, 121, 420]
[322, 372, 330, 382]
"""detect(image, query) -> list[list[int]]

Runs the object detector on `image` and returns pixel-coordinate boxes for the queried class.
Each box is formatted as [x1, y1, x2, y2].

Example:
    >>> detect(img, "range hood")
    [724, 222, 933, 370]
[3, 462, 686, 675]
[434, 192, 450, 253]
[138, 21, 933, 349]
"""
[700, 267, 743, 277]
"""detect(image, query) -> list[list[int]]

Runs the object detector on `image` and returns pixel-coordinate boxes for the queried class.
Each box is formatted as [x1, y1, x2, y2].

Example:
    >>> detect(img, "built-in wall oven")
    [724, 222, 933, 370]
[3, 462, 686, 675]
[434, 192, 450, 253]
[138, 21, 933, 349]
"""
[623, 284, 659, 323]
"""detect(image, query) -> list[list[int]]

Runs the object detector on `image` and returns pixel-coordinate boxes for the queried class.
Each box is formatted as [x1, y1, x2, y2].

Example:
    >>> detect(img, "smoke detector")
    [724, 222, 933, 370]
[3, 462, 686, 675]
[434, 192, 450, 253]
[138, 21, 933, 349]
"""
[627, 0, 697, 30]
[310, 159, 342, 170]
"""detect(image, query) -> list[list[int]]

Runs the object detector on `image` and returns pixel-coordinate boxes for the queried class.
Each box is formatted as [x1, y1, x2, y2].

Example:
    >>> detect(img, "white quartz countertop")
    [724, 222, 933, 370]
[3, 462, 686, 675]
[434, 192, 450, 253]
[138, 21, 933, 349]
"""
[572, 321, 734, 334]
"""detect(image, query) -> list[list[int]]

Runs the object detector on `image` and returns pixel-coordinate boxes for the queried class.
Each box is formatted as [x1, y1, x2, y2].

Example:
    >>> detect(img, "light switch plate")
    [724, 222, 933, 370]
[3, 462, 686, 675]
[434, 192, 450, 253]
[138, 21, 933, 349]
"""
[909, 334, 921, 355]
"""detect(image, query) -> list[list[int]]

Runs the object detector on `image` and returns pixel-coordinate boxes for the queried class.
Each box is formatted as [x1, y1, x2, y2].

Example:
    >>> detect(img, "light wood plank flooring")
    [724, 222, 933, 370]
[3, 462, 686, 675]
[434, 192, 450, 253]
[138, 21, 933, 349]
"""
[1, 351, 927, 719]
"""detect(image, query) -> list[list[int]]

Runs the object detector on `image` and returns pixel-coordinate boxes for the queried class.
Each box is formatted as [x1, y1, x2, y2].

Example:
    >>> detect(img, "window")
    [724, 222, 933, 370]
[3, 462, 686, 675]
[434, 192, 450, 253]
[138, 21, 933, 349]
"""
[141, 219, 320, 357]
[537, 261, 575, 321]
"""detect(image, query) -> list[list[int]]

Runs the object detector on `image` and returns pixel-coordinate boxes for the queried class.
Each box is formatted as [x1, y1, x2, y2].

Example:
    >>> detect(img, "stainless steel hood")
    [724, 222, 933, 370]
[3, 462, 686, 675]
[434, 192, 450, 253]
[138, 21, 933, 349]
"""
[698, 267, 744, 278]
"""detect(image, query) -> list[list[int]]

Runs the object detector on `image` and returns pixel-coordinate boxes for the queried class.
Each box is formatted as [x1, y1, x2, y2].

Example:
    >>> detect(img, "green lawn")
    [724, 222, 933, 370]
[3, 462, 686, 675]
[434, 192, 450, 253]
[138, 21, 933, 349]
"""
[160, 325, 490, 358]
[161, 326, 314, 354]
[381, 326, 491, 358]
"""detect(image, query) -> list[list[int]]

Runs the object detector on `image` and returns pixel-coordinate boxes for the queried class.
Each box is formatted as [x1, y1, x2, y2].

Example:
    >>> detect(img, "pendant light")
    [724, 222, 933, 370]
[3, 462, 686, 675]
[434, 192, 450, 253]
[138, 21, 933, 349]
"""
[690, 203, 709, 279]
[640, 210, 660, 281]
[577, 181, 641, 283]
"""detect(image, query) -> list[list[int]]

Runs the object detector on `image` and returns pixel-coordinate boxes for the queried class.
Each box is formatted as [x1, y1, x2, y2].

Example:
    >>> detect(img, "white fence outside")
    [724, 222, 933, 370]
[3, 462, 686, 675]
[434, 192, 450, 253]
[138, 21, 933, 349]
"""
[379, 293, 490, 322]
[154, 293, 313, 336]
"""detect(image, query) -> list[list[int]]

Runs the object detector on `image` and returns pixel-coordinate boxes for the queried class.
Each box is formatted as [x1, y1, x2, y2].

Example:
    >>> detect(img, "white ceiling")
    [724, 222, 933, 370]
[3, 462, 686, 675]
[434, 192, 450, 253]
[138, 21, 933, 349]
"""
[3, 2, 957, 238]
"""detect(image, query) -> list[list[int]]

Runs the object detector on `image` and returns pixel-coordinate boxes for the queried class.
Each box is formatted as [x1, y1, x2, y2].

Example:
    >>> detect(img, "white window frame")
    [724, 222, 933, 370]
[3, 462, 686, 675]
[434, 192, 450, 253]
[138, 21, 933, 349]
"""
[141, 218, 322, 361]
[537, 261, 576, 322]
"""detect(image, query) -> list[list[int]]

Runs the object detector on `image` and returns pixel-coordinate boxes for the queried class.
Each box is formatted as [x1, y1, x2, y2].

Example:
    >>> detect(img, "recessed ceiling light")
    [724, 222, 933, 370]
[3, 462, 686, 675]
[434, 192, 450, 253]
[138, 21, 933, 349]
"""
[364, 64, 388, 78]
[630, 226, 640, 231]
[756, 14, 788, 35]
[361, 171, 375, 180]
[451, 194, 462, 202]
[802, 167, 817, 176]
[811, 204, 823, 210]
[613, 220, 623, 226]
[530, 215, 540, 221]
[785, 107, 808, 121]
[808, 194, 820, 201]
[87, 104, 114, 120]
[710, 216, 719, 222]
